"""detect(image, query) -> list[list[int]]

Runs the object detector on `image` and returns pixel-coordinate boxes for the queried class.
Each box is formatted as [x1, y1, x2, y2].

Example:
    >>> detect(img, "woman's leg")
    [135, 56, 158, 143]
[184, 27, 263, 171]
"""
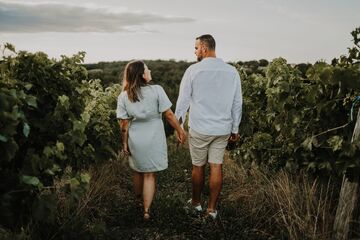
[143, 172, 156, 217]
[133, 171, 143, 200]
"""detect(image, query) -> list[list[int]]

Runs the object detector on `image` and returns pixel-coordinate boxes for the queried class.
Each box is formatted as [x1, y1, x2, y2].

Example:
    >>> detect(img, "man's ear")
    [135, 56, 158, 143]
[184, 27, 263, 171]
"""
[201, 44, 207, 53]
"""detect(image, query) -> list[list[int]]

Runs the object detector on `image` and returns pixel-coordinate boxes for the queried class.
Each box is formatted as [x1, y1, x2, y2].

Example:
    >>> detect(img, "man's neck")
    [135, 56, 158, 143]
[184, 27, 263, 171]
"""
[204, 51, 216, 58]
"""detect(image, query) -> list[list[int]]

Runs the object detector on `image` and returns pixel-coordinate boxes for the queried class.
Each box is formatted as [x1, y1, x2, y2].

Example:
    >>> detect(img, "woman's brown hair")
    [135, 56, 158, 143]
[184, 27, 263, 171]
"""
[122, 60, 147, 102]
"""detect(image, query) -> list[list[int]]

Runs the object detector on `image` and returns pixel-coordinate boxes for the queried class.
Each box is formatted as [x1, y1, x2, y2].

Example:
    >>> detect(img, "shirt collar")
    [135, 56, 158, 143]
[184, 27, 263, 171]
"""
[201, 57, 222, 62]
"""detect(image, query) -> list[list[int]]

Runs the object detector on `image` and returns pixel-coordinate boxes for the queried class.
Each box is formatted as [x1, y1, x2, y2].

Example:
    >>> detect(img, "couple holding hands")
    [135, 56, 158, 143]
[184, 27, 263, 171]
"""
[116, 34, 242, 221]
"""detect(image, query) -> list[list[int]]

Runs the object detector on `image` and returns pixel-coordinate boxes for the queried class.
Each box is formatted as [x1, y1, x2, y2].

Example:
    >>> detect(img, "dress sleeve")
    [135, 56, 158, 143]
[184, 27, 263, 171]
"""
[157, 85, 172, 113]
[116, 92, 131, 119]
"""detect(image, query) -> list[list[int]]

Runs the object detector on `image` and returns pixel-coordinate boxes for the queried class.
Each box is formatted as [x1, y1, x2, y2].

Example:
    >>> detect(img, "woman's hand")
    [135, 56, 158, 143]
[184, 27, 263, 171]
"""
[176, 129, 186, 145]
[123, 143, 131, 156]
[163, 109, 186, 145]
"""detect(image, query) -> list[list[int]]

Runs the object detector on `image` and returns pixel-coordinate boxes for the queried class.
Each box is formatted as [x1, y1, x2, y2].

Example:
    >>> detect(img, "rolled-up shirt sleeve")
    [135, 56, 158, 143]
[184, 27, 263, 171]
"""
[116, 93, 131, 119]
[231, 73, 243, 133]
[175, 68, 192, 123]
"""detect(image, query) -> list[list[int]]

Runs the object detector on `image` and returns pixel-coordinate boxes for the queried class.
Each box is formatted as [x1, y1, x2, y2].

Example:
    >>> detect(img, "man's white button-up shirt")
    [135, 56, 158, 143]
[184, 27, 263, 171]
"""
[175, 57, 242, 136]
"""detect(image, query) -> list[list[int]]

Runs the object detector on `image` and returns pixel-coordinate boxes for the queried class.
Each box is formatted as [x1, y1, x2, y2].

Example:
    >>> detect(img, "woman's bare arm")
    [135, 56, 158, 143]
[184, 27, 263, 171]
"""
[119, 119, 131, 155]
[163, 109, 186, 144]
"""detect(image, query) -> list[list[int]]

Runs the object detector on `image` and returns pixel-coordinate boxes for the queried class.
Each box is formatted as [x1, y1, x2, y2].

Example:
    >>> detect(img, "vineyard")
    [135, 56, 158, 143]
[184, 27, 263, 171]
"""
[0, 28, 359, 239]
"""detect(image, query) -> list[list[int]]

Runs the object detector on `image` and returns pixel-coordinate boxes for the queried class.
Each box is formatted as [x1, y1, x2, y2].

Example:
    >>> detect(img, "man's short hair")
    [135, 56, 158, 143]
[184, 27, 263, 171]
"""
[196, 34, 216, 50]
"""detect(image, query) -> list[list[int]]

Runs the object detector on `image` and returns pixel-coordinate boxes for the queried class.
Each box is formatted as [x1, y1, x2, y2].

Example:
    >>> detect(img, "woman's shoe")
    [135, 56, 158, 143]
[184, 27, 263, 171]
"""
[186, 199, 203, 212]
[143, 209, 151, 221]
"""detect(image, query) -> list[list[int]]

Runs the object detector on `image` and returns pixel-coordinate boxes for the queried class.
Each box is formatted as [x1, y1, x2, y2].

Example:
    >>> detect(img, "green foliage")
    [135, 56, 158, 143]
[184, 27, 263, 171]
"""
[0, 44, 121, 233]
[233, 27, 360, 175]
[236, 60, 269, 76]
[80, 79, 121, 161]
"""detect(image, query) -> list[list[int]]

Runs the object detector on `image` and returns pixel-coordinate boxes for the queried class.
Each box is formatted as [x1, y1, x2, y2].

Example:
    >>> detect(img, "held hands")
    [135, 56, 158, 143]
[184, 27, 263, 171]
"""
[176, 128, 186, 145]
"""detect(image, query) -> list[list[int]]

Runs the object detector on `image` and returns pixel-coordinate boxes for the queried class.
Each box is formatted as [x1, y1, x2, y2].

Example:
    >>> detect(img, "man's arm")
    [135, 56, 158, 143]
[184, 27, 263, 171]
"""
[231, 73, 243, 136]
[175, 68, 192, 125]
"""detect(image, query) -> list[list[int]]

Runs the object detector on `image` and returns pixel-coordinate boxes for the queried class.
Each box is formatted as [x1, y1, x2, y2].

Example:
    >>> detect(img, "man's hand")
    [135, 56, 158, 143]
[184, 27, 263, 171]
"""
[229, 133, 240, 142]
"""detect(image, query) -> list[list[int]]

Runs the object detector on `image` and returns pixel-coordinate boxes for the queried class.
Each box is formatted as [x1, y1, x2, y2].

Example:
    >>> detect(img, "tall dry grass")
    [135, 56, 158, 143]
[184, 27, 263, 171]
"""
[24, 148, 339, 239]
[268, 171, 335, 239]
[51, 154, 131, 238]
[223, 155, 337, 240]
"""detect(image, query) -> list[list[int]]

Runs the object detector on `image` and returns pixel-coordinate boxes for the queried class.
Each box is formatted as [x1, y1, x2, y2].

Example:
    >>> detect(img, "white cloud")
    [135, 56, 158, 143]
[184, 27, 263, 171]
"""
[0, 1, 195, 33]
[256, 0, 319, 25]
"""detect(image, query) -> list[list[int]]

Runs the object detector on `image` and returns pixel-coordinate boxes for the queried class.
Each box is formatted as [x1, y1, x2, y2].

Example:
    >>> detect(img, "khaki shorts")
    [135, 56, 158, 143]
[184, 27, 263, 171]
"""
[189, 128, 230, 166]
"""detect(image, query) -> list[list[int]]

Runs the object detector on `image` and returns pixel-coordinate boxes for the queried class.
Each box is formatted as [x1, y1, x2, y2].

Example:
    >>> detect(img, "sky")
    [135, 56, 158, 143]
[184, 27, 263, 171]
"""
[0, 0, 359, 64]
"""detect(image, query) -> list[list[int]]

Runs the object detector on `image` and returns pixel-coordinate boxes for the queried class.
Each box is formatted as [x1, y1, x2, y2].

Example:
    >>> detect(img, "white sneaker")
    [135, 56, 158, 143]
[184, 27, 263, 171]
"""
[194, 204, 203, 212]
[208, 210, 218, 219]
[187, 199, 203, 212]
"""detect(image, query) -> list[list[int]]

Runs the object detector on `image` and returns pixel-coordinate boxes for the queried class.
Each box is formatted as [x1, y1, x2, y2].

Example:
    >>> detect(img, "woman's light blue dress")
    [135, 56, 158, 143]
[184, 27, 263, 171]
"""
[116, 85, 172, 172]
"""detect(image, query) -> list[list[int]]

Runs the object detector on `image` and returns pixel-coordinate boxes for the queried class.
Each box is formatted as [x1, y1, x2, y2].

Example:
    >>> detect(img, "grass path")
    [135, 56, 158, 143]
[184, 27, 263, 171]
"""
[103, 139, 271, 240]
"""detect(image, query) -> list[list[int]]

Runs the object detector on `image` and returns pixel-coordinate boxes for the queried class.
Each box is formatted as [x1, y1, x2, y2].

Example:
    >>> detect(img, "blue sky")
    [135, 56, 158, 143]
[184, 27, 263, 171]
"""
[0, 0, 359, 63]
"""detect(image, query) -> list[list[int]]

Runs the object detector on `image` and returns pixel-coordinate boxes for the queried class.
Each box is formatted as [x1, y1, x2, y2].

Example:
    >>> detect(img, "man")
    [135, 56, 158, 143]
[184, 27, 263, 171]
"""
[175, 34, 242, 219]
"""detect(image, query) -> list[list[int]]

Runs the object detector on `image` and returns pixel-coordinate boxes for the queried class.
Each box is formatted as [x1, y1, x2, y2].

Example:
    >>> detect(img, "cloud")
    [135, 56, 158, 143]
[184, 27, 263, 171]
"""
[0, 1, 195, 33]
[258, 0, 321, 26]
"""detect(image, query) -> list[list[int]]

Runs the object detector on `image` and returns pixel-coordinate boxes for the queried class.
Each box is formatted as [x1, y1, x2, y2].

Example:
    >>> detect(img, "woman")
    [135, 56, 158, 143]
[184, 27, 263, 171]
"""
[116, 60, 185, 220]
